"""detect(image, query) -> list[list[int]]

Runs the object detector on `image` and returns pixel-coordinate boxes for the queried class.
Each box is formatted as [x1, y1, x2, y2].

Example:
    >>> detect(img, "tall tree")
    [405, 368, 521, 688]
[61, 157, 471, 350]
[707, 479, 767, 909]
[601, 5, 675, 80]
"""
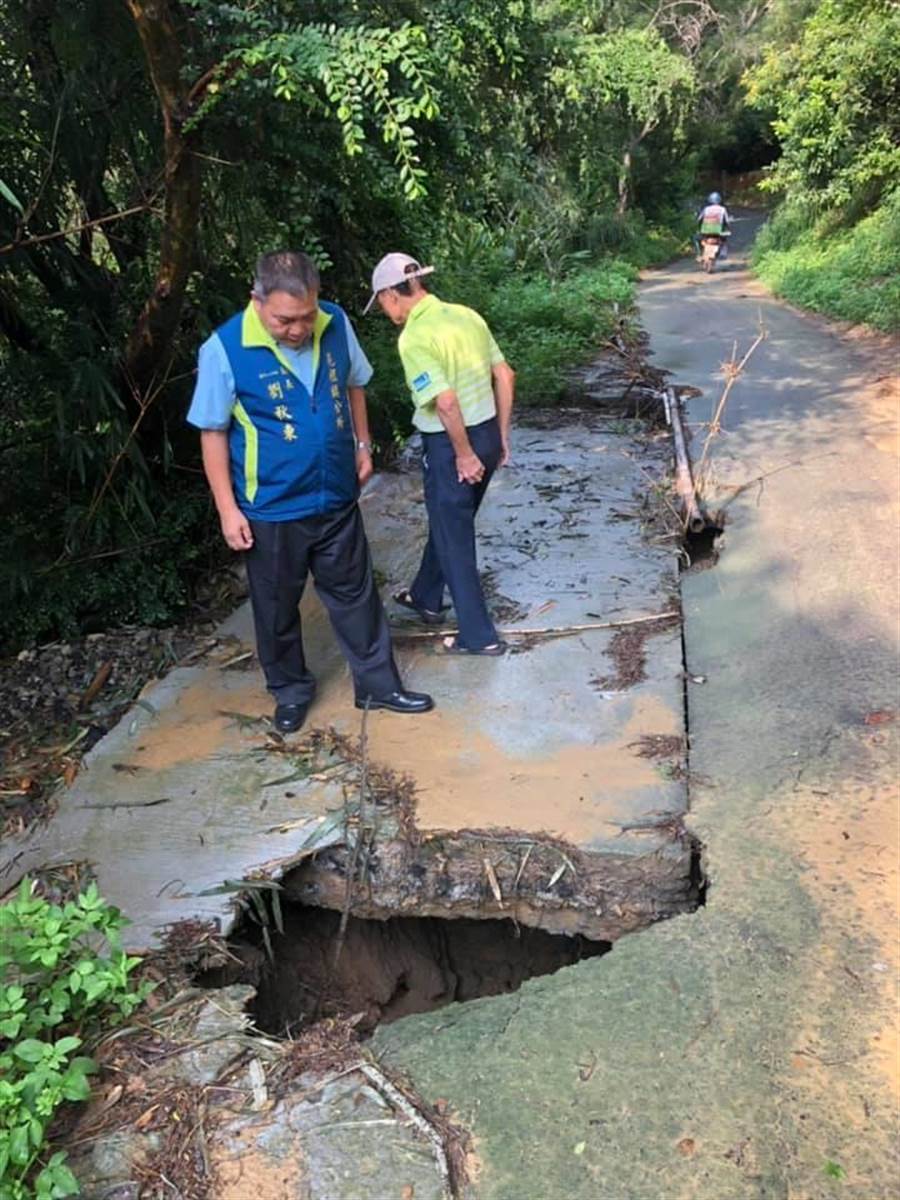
[549, 27, 695, 213]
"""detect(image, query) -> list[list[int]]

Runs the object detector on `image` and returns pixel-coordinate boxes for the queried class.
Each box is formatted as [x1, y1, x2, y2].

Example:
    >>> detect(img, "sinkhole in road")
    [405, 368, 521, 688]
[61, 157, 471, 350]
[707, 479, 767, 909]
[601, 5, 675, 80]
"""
[204, 902, 610, 1037]
[682, 516, 725, 571]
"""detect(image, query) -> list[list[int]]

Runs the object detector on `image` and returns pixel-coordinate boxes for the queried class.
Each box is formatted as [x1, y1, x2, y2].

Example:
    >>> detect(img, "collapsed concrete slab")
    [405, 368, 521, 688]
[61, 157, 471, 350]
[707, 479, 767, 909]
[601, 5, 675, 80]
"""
[372, 218, 900, 1200]
[2, 414, 692, 960]
[65, 986, 455, 1200]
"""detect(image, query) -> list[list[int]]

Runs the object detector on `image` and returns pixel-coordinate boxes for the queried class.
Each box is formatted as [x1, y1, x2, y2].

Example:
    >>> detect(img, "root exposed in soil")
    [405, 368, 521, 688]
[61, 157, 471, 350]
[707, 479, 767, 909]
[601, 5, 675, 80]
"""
[282, 817, 697, 945]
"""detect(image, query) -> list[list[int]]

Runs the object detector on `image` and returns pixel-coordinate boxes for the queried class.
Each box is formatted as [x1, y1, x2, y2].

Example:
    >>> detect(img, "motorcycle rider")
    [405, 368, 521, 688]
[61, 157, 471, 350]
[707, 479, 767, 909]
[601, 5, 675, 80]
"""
[696, 192, 731, 259]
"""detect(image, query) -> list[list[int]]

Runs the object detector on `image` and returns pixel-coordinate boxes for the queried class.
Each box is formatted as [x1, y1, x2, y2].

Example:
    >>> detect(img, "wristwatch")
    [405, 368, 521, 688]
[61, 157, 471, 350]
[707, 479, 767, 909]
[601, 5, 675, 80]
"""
[356, 440, 373, 454]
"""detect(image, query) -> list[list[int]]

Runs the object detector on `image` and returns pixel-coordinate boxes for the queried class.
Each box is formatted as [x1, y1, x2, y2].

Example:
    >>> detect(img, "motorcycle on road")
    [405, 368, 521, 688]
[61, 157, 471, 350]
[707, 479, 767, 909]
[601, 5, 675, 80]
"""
[700, 233, 725, 273]
[698, 228, 732, 273]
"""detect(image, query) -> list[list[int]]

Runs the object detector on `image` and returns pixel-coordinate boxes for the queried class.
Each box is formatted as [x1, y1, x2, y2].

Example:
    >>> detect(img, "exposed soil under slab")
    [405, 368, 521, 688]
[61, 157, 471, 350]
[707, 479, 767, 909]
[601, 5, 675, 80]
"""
[211, 904, 610, 1036]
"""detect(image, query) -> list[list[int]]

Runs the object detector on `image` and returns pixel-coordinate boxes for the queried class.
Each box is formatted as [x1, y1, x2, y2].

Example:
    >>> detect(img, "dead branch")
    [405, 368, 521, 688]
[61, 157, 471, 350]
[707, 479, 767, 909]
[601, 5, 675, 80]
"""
[619, 446, 685, 528]
[37, 536, 169, 576]
[715, 451, 840, 504]
[0, 204, 159, 256]
[332, 703, 370, 970]
[649, 0, 721, 56]
[695, 323, 767, 485]
[358, 1063, 453, 1197]
[83, 364, 193, 528]
[391, 611, 680, 641]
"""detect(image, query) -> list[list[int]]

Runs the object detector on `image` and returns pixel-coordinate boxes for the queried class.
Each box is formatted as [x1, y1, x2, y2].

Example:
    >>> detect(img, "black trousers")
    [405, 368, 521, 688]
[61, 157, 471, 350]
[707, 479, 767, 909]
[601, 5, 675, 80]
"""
[245, 503, 400, 706]
[410, 416, 502, 650]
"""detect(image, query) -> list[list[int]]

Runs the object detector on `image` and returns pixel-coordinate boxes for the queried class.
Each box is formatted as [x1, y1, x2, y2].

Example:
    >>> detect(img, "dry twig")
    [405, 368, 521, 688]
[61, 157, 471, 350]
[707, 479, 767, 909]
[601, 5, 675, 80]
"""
[695, 323, 767, 487]
[358, 1063, 454, 1198]
[332, 703, 370, 970]
[0, 203, 160, 256]
[393, 611, 680, 642]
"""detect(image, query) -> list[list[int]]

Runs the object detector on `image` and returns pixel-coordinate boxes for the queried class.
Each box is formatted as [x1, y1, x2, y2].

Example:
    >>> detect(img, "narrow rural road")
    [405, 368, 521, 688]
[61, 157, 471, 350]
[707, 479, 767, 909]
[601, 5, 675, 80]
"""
[647, 211, 899, 1195]
[9, 215, 896, 1200]
[378, 213, 900, 1198]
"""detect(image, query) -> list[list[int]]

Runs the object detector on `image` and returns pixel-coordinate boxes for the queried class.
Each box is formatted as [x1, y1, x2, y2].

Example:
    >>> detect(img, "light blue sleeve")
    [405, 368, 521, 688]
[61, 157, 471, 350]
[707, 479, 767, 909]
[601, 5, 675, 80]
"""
[343, 312, 374, 388]
[186, 334, 235, 430]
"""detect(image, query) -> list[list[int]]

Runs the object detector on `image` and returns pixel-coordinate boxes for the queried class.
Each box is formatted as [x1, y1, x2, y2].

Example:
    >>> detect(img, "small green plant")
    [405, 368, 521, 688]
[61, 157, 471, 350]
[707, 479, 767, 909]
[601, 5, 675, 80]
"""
[0, 879, 150, 1199]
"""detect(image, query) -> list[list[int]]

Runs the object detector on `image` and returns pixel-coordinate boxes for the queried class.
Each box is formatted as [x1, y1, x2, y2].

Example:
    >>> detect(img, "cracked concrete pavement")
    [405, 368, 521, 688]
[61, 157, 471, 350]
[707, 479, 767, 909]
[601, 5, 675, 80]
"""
[4, 212, 897, 1200]
[1, 420, 690, 953]
[374, 213, 900, 1199]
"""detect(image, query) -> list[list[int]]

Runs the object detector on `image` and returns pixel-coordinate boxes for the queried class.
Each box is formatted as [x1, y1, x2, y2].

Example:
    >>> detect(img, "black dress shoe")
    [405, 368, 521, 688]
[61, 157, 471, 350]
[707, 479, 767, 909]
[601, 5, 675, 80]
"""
[355, 689, 434, 714]
[273, 703, 308, 733]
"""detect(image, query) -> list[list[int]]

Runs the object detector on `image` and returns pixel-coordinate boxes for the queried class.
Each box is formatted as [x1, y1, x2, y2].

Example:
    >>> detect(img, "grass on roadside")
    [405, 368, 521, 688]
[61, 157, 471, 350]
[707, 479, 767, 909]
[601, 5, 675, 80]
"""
[752, 191, 900, 332]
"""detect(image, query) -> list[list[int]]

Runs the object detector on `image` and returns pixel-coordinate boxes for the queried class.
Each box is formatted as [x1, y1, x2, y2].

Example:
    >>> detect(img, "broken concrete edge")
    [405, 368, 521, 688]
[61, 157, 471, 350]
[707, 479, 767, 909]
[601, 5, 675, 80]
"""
[118, 653, 699, 955]
[65, 983, 467, 1200]
[276, 821, 699, 943]
[149, 798, 700, 981]
[135, 807, 701, 1048]
[2, 675, 697, 968]
[54, 742, 701, 1192]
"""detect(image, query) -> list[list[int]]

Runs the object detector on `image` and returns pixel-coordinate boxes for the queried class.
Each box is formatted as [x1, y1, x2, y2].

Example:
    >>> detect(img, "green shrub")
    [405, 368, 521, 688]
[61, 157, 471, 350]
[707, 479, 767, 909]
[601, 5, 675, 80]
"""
[481, 262, 638, 404]
[583, 211, 688, 267]
[4, 203, 683, 651]
[0, 477, 224, 655]
[364, 256, 641, 418]
[0, 880, 150, 1199]
[753, 190, 900, 331]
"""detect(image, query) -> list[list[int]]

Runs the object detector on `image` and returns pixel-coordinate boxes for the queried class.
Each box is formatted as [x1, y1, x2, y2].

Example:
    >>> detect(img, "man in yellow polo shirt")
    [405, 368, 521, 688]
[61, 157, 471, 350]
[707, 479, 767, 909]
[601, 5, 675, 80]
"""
[365, 253, 515, 654]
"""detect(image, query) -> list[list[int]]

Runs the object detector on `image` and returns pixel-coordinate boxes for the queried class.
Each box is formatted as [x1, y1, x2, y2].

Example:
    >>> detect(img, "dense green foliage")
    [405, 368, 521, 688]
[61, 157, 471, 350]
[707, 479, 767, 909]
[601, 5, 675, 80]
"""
[362, 225, 685, 446]
[744, 0, 900, 327]
[0, 880, 149, 1199]
[0, 0, 697, 650]
[746, 0, 899, 211]
[0, 0, 894, 649]
[752, 189, 900, 331]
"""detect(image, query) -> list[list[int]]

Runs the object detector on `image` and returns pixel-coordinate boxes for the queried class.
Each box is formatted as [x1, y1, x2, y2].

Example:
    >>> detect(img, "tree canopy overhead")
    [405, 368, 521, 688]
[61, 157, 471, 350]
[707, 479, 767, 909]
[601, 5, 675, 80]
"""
[1, 0, 896, 649]
[745, 0, 900, 211]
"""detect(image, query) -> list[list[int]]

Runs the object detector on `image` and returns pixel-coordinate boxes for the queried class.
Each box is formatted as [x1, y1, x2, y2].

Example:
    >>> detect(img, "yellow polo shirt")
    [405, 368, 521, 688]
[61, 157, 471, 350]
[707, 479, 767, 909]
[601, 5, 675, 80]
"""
[397, 293, 505, 433]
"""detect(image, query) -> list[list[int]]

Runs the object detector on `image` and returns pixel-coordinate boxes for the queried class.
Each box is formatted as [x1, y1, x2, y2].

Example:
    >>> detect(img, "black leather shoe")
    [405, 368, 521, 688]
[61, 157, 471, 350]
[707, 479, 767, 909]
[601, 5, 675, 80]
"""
[273, 703, 308, 734]
[355, 689, 434, 714]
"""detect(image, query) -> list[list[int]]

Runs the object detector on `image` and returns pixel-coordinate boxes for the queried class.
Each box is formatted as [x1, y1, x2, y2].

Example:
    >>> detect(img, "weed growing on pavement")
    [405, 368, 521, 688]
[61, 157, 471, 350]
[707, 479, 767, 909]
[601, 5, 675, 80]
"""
[0, 879, 150, 1199]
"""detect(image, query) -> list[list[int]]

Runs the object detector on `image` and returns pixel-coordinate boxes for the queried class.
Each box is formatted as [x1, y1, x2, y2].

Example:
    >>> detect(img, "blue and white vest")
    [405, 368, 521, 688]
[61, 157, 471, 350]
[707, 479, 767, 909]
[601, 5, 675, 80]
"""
[216, 300, 358, 521]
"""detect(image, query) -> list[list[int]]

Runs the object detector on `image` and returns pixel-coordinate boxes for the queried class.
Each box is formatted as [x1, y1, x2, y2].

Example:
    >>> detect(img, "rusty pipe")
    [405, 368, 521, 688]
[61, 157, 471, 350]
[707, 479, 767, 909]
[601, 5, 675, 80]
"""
[665, 386, 707, 534]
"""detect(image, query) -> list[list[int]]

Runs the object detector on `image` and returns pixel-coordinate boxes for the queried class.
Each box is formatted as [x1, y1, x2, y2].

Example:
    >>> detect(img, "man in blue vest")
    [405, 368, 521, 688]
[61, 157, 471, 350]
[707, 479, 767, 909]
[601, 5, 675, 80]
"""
[188, 250, 433, 733]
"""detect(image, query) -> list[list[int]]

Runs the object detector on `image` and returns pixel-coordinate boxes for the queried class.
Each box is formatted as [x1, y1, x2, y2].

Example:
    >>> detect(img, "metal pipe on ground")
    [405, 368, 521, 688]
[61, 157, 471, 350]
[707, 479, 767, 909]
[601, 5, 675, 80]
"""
[664, 386, 707, 534]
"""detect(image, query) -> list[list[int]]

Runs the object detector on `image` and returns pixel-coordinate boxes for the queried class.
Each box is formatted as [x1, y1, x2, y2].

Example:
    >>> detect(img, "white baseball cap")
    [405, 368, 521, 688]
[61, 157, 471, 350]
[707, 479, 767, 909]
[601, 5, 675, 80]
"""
[363, 252, 434, 314]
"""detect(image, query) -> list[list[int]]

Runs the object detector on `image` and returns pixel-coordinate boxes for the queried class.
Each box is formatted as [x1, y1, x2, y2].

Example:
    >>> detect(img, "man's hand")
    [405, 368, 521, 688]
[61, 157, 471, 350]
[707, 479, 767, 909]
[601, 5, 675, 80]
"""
[456, 451, 485, 485]
[356, 448, 374, 486]
[220, 508, 253, 551]
[499, 436, 511, 468]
